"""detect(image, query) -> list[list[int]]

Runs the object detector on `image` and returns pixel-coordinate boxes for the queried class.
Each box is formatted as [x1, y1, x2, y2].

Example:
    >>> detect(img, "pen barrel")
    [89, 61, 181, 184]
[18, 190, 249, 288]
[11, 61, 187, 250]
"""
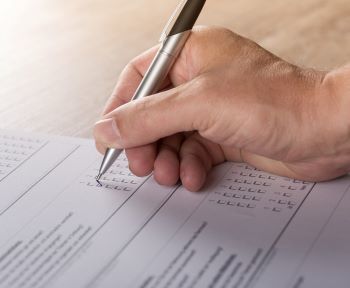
[132, 31, 191, 101]
[97, 31, 191, 178]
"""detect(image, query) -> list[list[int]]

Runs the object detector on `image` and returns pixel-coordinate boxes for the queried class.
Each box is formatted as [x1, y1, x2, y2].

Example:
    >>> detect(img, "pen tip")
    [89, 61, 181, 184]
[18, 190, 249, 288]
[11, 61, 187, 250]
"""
[95, 174, 103, 187]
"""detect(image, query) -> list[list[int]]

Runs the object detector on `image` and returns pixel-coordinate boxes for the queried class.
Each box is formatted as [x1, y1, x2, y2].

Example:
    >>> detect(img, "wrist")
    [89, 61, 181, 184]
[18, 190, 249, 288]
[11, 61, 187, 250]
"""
[316, 65, 350, 170]
[270, 64, 327, 160]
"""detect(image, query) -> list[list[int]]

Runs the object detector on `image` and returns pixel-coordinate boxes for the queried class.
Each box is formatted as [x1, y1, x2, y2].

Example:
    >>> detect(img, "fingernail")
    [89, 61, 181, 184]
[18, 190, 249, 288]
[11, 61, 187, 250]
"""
[95, 118, 122, 148]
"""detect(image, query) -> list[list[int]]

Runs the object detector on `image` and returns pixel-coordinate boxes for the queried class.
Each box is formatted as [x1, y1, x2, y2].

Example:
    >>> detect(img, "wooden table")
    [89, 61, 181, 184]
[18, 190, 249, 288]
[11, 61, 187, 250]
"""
[1, 0, 349, 138]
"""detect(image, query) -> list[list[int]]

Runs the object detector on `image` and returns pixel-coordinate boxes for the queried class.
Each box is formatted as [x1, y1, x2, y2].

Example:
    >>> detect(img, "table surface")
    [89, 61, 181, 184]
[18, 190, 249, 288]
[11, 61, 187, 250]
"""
[1, 0, 349, 138]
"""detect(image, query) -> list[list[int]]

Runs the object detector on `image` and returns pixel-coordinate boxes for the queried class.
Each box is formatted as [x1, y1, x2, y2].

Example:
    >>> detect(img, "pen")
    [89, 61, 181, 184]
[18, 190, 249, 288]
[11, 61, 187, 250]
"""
[96, 0, 206, 181]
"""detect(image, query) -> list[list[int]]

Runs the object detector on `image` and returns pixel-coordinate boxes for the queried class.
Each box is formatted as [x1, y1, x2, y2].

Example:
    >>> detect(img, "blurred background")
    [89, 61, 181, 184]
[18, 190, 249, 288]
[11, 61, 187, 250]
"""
[0, 0, 349, 137]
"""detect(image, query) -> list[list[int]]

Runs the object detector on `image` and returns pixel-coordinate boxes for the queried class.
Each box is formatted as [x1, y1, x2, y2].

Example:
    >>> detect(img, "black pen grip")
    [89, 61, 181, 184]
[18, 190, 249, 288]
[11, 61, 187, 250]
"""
[168, 0, 206, 36]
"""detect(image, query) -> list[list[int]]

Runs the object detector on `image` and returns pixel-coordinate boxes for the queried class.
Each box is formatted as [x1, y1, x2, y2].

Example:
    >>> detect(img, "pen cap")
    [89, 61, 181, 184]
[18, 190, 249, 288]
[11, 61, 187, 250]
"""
[161, 0, 206, 41]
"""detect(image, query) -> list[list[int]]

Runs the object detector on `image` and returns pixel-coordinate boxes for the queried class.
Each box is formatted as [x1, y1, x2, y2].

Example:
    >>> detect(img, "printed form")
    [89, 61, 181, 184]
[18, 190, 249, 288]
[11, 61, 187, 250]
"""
[0, 130, 350, 288]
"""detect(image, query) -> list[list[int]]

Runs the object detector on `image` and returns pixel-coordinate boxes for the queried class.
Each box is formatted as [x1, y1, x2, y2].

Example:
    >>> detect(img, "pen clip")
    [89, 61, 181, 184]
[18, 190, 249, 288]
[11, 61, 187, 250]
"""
[159, 0, 188, 42]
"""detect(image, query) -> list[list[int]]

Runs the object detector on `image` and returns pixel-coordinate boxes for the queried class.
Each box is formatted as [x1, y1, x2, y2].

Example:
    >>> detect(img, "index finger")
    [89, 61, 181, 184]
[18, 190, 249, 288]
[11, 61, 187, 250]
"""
[103, 45, 171, 115]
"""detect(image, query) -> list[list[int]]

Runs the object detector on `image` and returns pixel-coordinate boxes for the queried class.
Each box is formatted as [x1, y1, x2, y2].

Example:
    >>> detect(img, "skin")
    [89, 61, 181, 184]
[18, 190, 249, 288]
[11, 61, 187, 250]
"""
[94, 26, 350, 192]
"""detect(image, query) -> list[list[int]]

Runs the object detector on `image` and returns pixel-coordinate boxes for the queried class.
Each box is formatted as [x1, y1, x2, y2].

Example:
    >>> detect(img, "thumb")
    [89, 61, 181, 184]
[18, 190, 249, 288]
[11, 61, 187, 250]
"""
[94, 79, 207, 149]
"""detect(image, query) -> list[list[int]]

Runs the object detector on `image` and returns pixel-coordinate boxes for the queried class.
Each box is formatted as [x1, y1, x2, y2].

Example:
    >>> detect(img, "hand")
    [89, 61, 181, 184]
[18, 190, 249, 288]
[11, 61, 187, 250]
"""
[94, 26, 350, 191]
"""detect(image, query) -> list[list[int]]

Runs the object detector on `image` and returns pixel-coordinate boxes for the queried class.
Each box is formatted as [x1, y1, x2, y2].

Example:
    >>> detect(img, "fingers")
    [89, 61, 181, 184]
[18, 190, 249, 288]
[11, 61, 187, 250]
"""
[153, 134, 184, 186]
[179, 134, 225, 192]
[94, 79, 208, 150]
[125, 144, 157, 177]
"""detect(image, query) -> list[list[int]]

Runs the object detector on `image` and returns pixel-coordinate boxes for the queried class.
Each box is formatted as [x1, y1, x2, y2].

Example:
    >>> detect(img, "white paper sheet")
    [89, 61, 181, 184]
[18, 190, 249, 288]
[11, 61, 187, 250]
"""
[0, 130, 349, 288]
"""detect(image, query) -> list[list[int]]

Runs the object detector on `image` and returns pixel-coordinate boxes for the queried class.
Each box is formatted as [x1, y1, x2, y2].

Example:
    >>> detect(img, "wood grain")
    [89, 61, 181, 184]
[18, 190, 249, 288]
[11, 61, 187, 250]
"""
[0, 0, 349, 138]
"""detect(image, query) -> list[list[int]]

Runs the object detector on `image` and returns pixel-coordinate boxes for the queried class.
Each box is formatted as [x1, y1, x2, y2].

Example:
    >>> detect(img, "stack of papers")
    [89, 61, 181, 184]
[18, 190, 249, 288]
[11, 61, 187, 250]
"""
[0, 130, 349, 288]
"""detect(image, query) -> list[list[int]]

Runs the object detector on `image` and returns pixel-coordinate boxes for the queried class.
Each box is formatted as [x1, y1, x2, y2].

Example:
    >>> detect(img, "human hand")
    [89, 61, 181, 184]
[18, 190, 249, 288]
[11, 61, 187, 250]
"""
[94, 26, 350, 191]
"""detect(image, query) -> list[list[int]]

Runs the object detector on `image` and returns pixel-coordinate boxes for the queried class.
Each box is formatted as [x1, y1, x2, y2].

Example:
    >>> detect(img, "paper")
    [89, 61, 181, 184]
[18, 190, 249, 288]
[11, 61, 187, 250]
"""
[0, 130, 350, 288]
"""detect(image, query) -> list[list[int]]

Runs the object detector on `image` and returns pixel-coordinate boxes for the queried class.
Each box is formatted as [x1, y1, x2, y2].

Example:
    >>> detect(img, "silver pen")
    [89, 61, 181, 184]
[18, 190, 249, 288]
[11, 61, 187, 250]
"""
[96, 0, 206, 181]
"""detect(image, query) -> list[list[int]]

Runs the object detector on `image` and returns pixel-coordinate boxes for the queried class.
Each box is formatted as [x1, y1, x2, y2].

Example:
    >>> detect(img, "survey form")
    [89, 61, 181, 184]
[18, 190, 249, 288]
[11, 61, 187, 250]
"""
[0, 130, 349, 288]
